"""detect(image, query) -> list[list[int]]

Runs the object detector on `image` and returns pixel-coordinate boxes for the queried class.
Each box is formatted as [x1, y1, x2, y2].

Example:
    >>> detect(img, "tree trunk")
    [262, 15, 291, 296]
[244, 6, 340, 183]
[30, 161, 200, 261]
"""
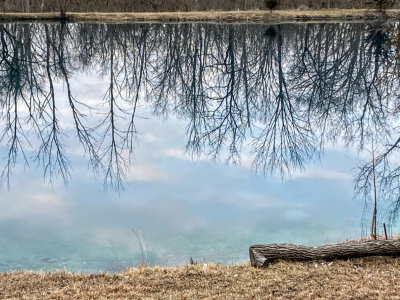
[249, 240, 400, 268]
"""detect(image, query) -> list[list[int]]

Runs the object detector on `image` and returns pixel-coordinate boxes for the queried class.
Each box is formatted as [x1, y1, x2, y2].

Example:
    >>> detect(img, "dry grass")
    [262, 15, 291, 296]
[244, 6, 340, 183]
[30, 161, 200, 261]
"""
[1, 9, 400, 22]
[2, 256, 400, 299]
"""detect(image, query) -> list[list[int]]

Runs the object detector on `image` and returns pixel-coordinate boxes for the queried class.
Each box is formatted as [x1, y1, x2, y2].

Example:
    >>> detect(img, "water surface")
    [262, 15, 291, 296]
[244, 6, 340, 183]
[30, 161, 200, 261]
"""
[0, 21, 399, 272]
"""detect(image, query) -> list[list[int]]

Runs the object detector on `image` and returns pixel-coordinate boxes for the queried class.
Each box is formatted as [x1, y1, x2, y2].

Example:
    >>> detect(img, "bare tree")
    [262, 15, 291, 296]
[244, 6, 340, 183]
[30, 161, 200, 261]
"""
[58, 0, 74, 19]
[367, 0, 397, 11]
[1, 22, 400, 201]
[265, 0, 279, 12]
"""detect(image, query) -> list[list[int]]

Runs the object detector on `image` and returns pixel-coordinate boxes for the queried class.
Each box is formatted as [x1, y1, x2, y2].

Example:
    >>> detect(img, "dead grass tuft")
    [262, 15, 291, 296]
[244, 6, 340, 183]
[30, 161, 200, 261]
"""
[2, 257, 400, 299]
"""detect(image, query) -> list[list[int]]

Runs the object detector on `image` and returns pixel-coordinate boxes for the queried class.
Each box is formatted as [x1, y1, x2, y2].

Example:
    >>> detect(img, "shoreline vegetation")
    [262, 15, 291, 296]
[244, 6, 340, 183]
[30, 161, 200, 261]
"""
[2, 257, 400, 299]
[1, 9, 400, 22]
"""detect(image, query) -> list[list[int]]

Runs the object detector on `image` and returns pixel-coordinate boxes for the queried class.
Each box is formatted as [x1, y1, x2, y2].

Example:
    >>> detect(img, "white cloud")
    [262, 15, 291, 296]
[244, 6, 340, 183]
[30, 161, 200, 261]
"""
[142, 133, 158, 143]
[162, 148, 212, 162]
[30, 193, 62, 206]
[237, 154, 254, 169]
[0, 192, 68, 221]
[163, 148, 192, 160]
[126, 165, 169, 182]
[289, 169, 352, 181]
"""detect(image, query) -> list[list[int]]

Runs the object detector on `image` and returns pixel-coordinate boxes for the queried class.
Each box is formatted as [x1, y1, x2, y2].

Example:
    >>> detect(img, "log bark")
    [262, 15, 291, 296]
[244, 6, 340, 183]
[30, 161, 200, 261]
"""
[249, 240, 400, 268]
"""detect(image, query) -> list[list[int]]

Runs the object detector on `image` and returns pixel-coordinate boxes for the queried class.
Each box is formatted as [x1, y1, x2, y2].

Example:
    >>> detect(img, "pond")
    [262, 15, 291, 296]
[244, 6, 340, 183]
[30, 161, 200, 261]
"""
[0, 21, 399, 273]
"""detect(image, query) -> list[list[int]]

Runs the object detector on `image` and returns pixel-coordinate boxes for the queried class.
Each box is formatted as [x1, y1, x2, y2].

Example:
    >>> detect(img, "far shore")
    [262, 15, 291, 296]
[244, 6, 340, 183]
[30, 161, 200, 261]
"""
[1, 9, 400, 23]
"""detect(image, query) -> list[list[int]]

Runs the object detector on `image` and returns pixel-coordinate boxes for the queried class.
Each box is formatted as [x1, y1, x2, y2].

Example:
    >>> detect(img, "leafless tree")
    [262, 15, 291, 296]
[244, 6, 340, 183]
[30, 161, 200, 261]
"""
[1, 22, 400, 203]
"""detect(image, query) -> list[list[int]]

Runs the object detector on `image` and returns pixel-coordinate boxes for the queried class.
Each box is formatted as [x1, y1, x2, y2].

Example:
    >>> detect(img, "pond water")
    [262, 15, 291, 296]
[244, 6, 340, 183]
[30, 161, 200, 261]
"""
[0, 21, 399, 273]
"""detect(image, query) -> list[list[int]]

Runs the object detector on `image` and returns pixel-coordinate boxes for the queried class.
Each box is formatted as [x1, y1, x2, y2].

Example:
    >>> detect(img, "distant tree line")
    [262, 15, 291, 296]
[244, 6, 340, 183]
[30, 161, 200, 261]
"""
[0, 0, 399, 13]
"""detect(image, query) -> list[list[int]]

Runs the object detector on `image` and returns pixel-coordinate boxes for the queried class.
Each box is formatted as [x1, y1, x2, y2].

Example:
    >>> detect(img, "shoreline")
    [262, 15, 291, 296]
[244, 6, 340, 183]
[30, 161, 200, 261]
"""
[0, 9, 400, 23]
[2, 257, 400, 299]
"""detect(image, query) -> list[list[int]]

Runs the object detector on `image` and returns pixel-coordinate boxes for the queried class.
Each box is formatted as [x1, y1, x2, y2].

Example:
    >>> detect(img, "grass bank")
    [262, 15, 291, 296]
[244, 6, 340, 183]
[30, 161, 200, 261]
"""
[1, 9, 400, 23]
[1, 257, 400, 299]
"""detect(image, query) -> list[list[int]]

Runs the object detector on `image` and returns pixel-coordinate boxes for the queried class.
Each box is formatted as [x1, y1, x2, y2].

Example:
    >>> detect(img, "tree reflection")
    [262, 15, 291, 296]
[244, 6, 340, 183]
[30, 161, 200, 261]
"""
[0, 22, 400, 226]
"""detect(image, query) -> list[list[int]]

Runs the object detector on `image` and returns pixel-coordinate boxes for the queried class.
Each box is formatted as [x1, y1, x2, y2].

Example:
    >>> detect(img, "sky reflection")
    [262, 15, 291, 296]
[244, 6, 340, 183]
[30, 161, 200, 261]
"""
[0, 74, 362, 272]
[1, 21, 398, 273]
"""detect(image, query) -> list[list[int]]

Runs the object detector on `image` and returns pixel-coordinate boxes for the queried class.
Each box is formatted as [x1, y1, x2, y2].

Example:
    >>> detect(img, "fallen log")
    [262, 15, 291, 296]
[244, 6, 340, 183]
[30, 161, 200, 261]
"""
[249, 240, 400, 268]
